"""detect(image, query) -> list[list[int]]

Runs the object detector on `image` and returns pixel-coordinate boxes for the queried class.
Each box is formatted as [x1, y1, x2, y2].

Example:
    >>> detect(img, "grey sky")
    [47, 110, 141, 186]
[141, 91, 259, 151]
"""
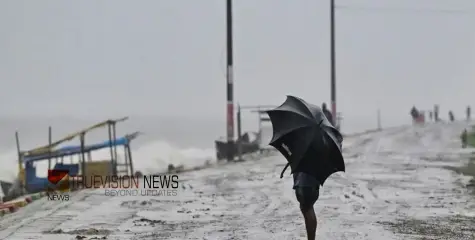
[1, 0, 475, 130]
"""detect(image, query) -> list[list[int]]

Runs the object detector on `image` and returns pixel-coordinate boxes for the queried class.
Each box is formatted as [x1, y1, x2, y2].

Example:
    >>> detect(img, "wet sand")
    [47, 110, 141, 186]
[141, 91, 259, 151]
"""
[384, 145, 475, 239]
[449, 156, 475, 194]
[384, 154, 475, 240]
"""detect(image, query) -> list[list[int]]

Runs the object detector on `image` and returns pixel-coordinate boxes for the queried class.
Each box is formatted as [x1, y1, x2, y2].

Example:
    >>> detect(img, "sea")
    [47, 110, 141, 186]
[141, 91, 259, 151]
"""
[0, 114, 397, 182]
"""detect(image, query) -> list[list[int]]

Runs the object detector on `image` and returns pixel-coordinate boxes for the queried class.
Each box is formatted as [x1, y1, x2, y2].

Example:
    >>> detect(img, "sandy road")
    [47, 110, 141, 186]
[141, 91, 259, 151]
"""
[0, 123, 474, 239]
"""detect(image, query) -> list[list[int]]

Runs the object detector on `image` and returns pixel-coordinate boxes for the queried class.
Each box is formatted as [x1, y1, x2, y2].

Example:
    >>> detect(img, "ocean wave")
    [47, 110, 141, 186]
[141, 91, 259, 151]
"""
[0, 139, 216, 183]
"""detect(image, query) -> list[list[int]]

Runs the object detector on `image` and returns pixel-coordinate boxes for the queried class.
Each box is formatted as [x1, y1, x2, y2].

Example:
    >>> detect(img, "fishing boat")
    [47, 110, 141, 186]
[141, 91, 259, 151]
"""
[214, 131, 261, 161]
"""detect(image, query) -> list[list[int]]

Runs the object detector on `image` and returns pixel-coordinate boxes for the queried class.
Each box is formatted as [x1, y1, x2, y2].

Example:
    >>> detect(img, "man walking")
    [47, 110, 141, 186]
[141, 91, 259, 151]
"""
[281, 118, 341, 240]
[292, 154, 321, 240]
[290, 126, 342, 240]
[268, 96, 345, 240]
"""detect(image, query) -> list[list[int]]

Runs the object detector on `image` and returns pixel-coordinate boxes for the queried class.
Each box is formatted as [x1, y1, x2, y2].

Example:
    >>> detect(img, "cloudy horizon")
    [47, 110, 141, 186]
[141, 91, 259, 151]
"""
[1, 0, 474, 130]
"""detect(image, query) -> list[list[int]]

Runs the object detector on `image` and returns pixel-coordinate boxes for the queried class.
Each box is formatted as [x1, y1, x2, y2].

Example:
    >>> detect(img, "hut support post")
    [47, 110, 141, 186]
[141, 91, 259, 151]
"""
[15, 131, 22, 173]
[107, 122, 115, 176]
[80, 133, 86, 183]
[48, 126, 52, 170]
[14, 131, 25, 194]
[112, 122, 118, 175]
[126, 144, 134, 176]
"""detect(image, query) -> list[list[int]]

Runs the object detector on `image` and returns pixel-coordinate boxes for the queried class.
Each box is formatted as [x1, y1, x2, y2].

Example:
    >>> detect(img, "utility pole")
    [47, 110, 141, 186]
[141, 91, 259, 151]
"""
[377, 109, 382, 130]
[226, 0, 235, 161]
[236, 104, 242, 161]
[330, 0, 337, 127]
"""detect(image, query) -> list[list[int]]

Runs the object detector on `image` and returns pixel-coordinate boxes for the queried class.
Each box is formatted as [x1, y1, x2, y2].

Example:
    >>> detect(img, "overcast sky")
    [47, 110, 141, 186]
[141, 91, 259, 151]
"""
[1, 0, 475, 128]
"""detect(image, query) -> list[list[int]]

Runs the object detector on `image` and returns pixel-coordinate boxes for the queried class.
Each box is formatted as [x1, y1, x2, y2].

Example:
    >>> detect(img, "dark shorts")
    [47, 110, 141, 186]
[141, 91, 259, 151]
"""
[293, 172, 320, 211]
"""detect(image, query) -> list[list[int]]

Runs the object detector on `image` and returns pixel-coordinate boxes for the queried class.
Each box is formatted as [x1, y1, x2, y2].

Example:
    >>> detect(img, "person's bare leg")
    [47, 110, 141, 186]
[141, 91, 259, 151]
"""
[301, 205, 317, 240]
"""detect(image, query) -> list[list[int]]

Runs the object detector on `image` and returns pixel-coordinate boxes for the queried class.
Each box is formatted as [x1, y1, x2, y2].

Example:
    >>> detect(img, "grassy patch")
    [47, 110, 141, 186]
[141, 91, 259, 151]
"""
[445, 156, 475, 196]
[468, 132, 475, 147]
[448, 157, 475, 177]
[466, 125, 475, 147]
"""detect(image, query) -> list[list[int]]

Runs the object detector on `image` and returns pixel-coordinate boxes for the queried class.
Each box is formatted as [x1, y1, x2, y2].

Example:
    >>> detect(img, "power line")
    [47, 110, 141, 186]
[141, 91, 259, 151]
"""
[335, 5, 475, 15]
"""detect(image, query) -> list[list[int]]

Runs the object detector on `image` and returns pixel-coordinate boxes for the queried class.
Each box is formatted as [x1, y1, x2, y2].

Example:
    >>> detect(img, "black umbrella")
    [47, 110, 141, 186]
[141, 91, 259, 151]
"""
[266, 95, 345, 185]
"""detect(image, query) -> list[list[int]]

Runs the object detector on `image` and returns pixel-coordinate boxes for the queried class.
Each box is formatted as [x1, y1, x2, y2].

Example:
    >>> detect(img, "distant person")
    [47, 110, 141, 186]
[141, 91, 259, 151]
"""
[449, 111, 454, 122]
[428, 111, 433, 121]
[467, 106, 471, 121]
[434, 105, 440, 122]
[461, 129, 468, 148]
[321, 103, 334, 126]
[410, 106, 419, 123]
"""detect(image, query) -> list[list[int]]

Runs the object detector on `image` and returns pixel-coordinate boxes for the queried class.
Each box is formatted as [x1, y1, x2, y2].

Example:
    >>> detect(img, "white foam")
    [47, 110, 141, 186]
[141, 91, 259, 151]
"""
[0, 150, 20, 182]
[0, 139, 216, 182]
[130, 140, 215, 174]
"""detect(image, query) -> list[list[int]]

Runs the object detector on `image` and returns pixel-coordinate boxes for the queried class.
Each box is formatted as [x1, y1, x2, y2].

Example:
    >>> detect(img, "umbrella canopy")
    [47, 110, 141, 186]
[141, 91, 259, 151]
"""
[266, 95, 345, 185]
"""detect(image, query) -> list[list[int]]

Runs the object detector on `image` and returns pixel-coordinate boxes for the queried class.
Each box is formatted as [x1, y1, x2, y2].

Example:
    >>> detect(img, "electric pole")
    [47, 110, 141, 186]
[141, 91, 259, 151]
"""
[226, 0, 235, 161]
[330, 0, 337, 127]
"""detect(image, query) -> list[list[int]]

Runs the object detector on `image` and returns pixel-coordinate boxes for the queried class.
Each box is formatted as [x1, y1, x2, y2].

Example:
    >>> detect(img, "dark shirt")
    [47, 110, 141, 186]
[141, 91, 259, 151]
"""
[293, 172, 319, 189]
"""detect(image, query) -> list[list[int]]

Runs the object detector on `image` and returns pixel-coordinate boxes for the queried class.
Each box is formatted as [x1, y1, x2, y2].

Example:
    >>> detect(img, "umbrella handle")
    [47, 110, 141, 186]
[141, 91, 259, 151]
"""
[280, 162, 290, 178]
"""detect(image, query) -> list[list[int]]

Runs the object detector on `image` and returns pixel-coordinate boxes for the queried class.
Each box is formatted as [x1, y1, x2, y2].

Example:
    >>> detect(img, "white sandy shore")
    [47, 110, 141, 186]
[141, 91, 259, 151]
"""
[0, 122, 474, 239]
